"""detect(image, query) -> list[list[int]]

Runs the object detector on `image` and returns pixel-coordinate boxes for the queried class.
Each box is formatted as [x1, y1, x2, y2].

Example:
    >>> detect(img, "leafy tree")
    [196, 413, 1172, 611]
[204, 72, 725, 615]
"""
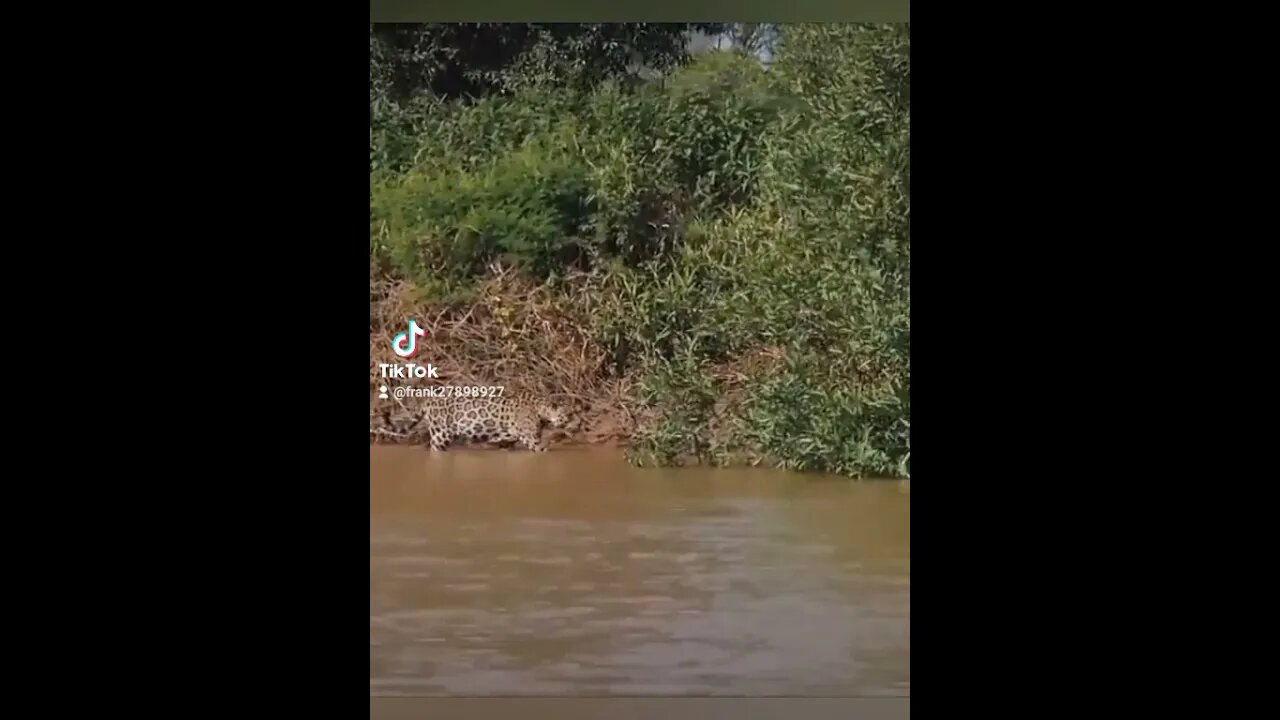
[370, 23, 726, 101]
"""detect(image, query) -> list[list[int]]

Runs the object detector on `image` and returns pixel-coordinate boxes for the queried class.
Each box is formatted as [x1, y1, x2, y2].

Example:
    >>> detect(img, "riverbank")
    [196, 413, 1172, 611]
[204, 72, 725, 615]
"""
[368, 265, 797, 464]
[369, 24, 909, 478]
[369, 266, 641, 451]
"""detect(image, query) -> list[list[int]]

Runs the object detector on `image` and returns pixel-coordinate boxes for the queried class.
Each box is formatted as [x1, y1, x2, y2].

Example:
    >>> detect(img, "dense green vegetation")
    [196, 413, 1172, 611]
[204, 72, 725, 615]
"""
[370, 23, 910, 479]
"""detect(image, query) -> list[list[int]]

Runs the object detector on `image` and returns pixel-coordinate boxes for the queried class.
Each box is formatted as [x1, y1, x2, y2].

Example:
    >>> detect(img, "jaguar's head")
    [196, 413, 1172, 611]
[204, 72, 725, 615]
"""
[538, 401, 575, 430]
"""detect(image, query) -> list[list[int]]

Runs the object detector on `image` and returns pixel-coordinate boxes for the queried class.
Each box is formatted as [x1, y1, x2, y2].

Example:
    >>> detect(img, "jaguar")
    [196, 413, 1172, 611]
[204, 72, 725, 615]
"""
[395, 391, 573, 452]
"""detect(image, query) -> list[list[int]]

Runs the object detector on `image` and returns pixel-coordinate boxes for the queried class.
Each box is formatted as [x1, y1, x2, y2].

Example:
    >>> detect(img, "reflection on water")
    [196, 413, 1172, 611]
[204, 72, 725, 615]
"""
[370, 446, 909, 696]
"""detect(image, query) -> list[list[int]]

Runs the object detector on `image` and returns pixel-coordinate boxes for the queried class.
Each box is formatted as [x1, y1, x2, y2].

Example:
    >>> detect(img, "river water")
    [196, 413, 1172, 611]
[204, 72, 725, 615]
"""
[370, 446, 909, 696]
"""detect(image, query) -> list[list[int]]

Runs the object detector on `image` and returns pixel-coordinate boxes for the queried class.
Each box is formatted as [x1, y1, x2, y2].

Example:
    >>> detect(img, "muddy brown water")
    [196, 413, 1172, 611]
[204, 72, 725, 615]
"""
[370, 446, 909, 696]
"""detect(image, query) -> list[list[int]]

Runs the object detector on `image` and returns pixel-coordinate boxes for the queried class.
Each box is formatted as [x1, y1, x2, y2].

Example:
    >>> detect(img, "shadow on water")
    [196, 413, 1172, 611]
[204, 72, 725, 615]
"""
[370, 445, 909, 696]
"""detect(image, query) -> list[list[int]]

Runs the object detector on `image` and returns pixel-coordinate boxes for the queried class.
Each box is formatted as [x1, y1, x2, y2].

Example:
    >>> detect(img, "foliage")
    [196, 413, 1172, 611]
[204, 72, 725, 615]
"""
[372, 51, 779, 282]
[371, 23, 725, 101]
[370, 23, 910, 479]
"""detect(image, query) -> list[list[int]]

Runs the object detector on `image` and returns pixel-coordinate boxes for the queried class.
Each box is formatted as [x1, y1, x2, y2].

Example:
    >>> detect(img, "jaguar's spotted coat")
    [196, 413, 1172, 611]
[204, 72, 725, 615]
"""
[393, 392, 572, 452]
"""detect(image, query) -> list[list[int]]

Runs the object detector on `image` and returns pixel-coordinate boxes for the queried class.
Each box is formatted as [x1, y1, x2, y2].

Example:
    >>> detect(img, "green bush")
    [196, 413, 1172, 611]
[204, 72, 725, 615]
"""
[372, 52, 782, 284]
[373, 139, 594, 286]
[573, 55, 779, 266]
[602, 25, 911, 478]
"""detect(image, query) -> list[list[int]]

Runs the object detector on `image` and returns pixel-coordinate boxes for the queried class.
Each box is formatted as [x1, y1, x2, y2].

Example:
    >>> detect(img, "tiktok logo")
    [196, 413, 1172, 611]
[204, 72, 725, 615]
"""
[392, 319, 427, 358]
